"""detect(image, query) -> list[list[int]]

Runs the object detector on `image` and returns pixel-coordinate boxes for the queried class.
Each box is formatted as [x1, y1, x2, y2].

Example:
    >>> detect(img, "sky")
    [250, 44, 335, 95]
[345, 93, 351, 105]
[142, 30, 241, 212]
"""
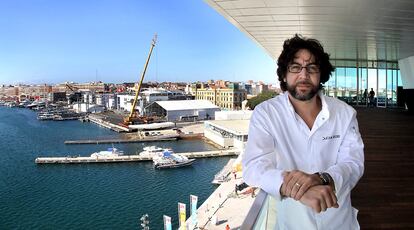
[0, 0, 277, 85]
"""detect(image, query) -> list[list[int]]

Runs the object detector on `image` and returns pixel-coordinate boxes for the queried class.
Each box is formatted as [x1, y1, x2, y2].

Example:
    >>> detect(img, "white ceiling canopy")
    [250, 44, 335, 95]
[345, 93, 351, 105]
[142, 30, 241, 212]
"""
[205, 0, 414, 67]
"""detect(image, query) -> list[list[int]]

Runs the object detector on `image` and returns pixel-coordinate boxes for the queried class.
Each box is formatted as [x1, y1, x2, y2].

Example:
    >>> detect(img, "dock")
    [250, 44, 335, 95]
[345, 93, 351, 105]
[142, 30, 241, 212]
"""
[35, 149, 240, 164]
[87, 114, 129, 132]
[185, 169, 257, 230]
[64, 136, 178, 145]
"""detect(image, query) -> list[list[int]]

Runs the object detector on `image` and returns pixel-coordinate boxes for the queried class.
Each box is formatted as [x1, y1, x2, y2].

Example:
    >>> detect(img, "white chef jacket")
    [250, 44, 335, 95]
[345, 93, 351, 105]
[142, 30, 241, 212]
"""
[243, 92, 364, 230]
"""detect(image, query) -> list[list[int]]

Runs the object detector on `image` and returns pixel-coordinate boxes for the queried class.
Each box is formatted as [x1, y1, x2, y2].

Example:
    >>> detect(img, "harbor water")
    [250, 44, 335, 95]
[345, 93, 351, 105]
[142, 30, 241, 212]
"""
[0, 107, 231, 229]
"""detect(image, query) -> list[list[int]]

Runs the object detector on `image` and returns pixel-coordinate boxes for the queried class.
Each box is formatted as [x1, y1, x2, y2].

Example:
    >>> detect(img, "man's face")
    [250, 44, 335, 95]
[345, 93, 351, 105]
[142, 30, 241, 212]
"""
[285, 49, 321, 101]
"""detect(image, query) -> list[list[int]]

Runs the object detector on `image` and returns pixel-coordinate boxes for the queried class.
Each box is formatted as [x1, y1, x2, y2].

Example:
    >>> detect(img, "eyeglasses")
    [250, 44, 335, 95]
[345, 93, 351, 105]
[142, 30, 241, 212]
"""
[288, 64, 320, 74]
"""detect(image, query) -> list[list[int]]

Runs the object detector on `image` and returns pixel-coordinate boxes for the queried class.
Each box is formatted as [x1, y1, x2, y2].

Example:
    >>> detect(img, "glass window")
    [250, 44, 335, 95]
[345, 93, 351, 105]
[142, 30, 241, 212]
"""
[346, 67, 357, 105]
[378, 68, 387, 107]
[397, 70, 403, 86]
[323, 60, 399, 108]
[325, 70, 337, 97]
[336, 67, 348, 103]
[358, 67, 368, 106]
[387, 69, 396, 106]
[367, 68, 377, 96]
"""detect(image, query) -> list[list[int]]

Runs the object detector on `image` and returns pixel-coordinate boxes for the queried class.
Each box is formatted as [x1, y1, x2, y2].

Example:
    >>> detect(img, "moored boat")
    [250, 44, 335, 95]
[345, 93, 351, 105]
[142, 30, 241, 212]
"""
[211, 158, 235, 184]
[91, 147, 123, 158]
[152, 150, 195, 169]
[139, 146, 169, 158]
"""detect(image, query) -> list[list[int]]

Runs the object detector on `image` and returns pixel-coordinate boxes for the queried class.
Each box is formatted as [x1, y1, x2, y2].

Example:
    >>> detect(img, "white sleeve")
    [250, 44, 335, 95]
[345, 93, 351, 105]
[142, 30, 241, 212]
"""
[242, 105, 284, 200]
[325, 111, 365, 196]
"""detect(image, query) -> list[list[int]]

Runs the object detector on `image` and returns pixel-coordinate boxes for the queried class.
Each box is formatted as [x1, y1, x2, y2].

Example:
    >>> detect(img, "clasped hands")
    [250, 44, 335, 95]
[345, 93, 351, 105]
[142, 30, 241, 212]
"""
[280, 170, 339, 213]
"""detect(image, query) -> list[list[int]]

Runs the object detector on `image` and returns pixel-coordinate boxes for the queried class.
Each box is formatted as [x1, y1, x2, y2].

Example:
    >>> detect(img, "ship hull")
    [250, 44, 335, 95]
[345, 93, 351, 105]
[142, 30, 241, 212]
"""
[154, 158, 195, 169]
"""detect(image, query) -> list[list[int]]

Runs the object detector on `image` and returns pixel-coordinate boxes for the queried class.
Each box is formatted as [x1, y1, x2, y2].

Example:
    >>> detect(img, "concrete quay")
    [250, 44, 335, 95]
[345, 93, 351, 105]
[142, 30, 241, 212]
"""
[35, 155, 152, 164]
[180, 149, 239, 159]
[35, 149, 240, 164]
[87, 114, 129, 132]
[64, 136, 179, 145]
[186, 171, 257, 230]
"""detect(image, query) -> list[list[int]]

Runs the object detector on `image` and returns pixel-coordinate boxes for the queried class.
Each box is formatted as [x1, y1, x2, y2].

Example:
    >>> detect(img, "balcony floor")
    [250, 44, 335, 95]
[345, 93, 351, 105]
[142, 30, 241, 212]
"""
[352, 107, 414, 229]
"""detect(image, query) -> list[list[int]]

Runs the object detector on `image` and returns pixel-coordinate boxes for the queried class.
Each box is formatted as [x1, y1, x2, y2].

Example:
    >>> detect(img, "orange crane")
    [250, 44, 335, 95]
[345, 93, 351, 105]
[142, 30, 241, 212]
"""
[123, 34, 157, 125]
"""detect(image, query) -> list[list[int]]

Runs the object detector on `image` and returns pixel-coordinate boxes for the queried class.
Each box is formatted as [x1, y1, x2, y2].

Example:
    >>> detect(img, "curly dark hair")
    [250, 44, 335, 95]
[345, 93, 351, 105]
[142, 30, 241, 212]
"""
[277, 34, 334, 91]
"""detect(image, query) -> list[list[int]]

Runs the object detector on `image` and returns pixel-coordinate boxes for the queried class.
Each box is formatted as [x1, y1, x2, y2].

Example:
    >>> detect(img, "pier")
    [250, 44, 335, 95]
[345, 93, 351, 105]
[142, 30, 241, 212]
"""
[35, 149, 240, 164]
[64, 136, 178, 145]
[87, 114, 129, 132]
[186, 169, 257, 230]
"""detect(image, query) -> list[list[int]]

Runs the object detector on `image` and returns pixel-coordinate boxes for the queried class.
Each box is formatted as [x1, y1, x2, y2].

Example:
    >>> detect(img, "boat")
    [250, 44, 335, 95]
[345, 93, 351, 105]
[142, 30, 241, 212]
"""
[37, 112, 55, 120]
[139, 146, 169, 158]
[27, 100, 46, 109]
[5, 101, 17, 107]
[152, 150, 195, 169]
[90, 147, 123, 158]
[128, 122, 176, 131]
[37, 108, 85, 121]
[211, 159, 235, 184]
[212, 173, 230, 184]
[18, 100, 32, 108]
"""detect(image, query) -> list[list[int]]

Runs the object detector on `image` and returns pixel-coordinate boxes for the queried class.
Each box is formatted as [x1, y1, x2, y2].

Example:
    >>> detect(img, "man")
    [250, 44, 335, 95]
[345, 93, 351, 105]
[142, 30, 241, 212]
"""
[242, 34, 364, 229]
[369, 88, 375, 107]
[363, 89, 368, 104]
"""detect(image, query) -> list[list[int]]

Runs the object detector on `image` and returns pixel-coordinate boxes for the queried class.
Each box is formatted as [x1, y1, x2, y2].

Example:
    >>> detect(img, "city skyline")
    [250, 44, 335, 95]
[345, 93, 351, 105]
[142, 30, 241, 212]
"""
[0, 0, 276, 85]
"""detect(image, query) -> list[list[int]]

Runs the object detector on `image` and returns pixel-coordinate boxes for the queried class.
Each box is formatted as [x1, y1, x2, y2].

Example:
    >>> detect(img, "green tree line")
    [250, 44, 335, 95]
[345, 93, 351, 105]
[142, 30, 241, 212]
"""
[246, 90, 278, 109]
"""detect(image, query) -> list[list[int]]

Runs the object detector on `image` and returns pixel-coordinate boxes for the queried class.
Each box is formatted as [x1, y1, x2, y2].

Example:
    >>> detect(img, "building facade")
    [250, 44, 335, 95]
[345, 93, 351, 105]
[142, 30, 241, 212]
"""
[324, 60, 403, 108]
[195, 83, 247, 110]
[204, 119, 250, 149]
[116, 94, 142, 113]
[145, 100, 220, 121]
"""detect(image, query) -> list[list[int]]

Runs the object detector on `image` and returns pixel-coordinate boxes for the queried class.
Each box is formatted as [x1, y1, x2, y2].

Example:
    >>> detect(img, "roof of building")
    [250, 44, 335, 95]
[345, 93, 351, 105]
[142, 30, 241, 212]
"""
[141, 88, 167, 94]
[141, 89, 186, 96]
[205, 0, 414, 64]
[155, 100, 220, 111]
[206, 119, 250, 136]
[215, 110, 253, 120]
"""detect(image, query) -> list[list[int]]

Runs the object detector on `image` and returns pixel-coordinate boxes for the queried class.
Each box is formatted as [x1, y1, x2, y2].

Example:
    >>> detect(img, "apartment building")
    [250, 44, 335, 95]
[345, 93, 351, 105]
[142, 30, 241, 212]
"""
[53, 82, 106, 93]
[194, 83, 247, 110]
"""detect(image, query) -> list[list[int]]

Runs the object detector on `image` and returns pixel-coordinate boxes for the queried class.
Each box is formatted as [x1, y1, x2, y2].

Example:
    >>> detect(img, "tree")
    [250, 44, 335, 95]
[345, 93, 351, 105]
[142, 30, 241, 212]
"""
[246, 90, 278, 110]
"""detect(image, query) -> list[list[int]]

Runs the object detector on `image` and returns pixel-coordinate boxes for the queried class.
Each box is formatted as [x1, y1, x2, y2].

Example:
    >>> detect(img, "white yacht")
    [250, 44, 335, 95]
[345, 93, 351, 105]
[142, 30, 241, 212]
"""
[139, 146, 169, 158]
[152, 150, 195, 169]
[91, 147, 123, 158]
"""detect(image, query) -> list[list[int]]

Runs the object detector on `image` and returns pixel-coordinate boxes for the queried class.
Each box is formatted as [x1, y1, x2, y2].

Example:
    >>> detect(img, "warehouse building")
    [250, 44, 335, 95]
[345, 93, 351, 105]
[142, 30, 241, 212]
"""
[144, 100, 220, 121]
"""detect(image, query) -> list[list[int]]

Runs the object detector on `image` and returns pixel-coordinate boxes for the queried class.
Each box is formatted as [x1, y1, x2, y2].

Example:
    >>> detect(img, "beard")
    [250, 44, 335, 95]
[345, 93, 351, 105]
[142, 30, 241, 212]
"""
[286, 80, 319, 101]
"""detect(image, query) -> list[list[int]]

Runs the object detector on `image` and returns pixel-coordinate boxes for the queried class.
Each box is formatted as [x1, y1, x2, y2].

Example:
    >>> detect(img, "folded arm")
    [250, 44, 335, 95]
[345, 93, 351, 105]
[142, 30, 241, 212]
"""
[280, 112, 364, 212]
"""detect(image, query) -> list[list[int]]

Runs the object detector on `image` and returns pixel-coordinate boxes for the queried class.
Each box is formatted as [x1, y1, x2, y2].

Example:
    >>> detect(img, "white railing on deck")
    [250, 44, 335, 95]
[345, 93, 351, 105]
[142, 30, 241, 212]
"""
[241, 190, 277, 230]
